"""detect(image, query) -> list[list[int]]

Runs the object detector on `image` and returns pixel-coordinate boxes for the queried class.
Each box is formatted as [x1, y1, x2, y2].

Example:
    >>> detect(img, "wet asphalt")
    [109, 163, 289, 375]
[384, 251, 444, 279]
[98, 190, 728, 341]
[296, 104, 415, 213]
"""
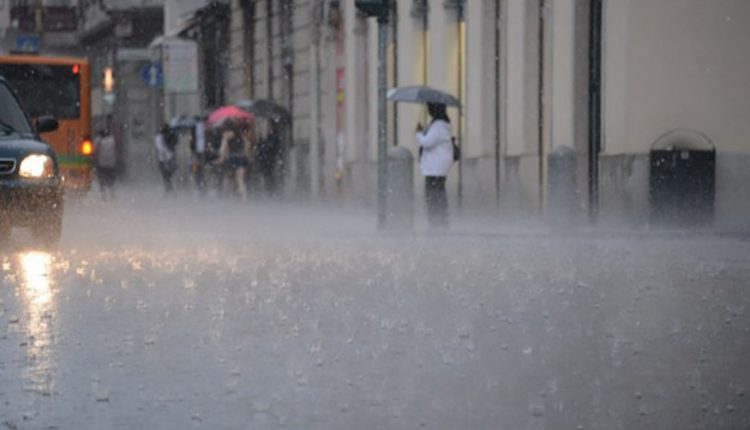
[1, 188, 749, 429]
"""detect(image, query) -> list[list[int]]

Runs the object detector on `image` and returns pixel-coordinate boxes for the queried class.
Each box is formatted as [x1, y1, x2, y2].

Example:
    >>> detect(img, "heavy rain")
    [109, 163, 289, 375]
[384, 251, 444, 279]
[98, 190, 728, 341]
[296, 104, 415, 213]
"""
[0, 192, 747, 429]
[1, 1, 750, 430]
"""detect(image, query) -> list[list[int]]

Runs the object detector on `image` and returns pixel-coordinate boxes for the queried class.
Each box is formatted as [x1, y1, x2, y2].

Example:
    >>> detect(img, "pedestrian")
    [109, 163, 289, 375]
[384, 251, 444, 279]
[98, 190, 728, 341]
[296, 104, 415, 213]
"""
[416, 102, 454, 229]
[255, 118, 280, 195]
[217, 120, 254, 201]
[155, 124, 177, 194]
[94, 127, 117, 199]
[189, 118, 207, 194]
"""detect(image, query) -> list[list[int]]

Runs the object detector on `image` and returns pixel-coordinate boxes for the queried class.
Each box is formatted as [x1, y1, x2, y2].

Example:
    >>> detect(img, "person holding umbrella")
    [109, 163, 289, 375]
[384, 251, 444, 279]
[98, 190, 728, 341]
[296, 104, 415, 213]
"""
[254, 118, 281, 195]
[416, 102, 454, 229]
[388, 85, 460, 230]
[217, 120, 254, 201]
[155, 124, 178, 194]
[93, 126, 118, 199]
[206, 106, 255, 200]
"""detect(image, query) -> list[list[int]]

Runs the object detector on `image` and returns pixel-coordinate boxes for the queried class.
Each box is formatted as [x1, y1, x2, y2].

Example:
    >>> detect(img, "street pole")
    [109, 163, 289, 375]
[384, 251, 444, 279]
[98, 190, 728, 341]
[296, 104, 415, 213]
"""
[377, 14, 388, 229]
[355, 0, 390, 229]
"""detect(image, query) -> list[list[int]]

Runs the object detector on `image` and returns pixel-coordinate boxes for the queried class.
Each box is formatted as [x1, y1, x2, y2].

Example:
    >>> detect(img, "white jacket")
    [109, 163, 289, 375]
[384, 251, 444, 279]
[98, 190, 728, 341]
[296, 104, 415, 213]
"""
[154, 134, 174, 163]
[416, 120, 453, 177]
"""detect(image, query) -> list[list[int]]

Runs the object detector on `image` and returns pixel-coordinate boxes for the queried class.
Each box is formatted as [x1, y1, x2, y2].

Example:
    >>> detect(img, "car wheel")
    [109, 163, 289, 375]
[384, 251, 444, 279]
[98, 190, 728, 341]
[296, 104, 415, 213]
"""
[31, 211, 63, 246]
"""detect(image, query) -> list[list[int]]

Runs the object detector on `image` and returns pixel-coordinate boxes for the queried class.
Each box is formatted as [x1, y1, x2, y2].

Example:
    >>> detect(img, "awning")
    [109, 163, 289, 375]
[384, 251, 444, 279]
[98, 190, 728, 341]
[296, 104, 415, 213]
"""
[148, 15, 197, 48]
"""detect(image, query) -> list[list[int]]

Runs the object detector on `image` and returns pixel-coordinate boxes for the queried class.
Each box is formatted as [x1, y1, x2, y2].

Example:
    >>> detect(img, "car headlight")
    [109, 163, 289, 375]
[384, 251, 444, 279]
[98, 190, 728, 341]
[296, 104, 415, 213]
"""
[19, 154, 55, 178]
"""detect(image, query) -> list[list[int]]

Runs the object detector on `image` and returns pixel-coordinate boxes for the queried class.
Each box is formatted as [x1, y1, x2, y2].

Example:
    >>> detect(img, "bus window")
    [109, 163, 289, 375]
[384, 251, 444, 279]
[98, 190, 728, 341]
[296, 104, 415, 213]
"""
[0, 82, 33, 134]
[0, 64, 80, 119]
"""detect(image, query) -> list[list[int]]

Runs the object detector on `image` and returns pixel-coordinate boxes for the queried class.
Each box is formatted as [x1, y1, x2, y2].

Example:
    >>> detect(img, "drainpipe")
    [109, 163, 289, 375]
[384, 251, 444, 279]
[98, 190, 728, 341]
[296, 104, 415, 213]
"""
[456, 0, 464, 210]
[422, 2, 428, 86]
[588, 0, 602, 222]
[282, 0, 294, 117]
[391, 3, 398, 147]
[280, 0, 296, 194]
[266, 0, 274, 100]
[313, 0, 324, 198]
[376, 11, 389, 229]
[494, 0, 501, 209]
[537, 0, 546, 213]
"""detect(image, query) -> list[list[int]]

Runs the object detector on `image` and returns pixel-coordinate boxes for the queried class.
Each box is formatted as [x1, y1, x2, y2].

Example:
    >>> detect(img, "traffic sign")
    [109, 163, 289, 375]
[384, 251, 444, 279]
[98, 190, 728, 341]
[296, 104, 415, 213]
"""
[162, 40, 198, 93]
[140, 62, 163, 88]
[16, 35, 39, 53]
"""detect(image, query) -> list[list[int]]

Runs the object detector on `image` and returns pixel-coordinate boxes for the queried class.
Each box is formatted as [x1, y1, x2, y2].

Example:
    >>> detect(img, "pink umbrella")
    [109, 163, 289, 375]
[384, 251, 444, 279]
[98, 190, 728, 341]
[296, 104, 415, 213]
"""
[207, 105, 254, 128]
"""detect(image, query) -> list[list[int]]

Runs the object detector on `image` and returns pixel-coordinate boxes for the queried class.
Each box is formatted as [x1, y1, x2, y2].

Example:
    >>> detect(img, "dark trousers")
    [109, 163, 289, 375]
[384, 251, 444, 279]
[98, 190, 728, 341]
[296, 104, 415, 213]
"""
[159, 161, 175, 193]
[425, 176, 448, 229]
[192, 154, 205, 192]
[97, 167, 116, 192]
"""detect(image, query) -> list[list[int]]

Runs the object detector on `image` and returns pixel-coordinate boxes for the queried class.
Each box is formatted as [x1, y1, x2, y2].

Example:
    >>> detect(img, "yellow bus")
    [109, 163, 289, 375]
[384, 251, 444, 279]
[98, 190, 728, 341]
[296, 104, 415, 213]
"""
[0, 55, 93, 193]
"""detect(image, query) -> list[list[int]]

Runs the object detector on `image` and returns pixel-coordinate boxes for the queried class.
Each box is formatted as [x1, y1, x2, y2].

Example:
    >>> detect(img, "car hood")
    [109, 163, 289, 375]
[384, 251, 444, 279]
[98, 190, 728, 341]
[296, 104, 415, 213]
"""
[0, 137, 55, 159]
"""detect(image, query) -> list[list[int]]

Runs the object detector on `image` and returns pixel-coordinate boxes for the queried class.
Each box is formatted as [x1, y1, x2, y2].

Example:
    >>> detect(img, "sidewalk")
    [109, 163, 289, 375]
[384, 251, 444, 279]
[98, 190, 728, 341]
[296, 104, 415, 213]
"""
[66, 184, 750, 245]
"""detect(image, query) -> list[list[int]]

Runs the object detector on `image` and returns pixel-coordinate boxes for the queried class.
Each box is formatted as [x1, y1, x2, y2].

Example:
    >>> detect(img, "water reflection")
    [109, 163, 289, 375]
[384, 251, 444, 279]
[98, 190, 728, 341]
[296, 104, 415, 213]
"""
[21, 252, 53, 306]
[18, 251, 57, 396]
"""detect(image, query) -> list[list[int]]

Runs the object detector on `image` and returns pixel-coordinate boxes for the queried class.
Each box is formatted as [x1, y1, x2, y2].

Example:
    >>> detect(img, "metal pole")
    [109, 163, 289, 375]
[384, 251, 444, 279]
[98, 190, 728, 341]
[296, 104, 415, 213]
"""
[377, 16, 389, 229]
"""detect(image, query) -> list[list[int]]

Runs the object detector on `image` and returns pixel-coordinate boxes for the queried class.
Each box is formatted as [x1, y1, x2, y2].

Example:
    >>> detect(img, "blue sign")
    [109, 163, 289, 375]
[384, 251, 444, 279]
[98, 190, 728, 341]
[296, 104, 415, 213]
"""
[140, 62, 163, 88]
[16, 35, 39, 53]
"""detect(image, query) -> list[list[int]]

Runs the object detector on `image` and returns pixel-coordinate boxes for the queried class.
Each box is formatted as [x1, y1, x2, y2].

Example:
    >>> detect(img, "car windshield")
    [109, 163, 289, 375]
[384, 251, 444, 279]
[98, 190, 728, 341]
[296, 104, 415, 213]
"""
[0, 82, 32, 135]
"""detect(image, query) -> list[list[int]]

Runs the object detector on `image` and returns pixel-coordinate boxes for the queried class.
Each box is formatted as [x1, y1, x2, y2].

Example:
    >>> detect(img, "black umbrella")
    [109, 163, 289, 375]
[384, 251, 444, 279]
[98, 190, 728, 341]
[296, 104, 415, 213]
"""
[387, 85, 461, 108]
[169, 115, 198, 130]
[235, 99, 291, 124]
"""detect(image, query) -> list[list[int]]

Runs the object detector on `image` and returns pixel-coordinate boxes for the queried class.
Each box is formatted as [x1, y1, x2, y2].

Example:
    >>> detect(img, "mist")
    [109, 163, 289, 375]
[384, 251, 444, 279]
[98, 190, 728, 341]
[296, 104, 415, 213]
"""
[1, 186, 749, 429]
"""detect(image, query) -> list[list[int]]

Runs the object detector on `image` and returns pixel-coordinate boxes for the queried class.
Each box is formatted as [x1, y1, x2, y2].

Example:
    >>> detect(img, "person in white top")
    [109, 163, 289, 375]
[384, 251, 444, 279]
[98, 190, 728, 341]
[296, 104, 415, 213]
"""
[94, 127, 117, 199]
[155, 124, 177, 194]
[190, 119, 207, 193]
[416, 102, 453, 229]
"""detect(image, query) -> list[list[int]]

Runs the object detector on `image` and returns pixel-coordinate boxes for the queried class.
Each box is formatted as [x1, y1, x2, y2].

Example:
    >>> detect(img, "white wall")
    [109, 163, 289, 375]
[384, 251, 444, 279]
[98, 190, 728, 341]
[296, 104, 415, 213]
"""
[550, 0, 575, 150]
[342, 0, 371, 173]
[604, 0, 750, 155]
[505, 0, 527, 157]
[394, 0, 425, 163]
[465, 0, 489, 157]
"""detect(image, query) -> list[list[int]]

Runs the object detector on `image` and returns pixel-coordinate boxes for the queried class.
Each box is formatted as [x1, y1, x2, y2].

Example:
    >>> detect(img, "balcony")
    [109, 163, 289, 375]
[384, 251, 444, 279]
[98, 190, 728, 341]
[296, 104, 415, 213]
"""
[10, 3, 77, 32]
[77, 0, 165, 43]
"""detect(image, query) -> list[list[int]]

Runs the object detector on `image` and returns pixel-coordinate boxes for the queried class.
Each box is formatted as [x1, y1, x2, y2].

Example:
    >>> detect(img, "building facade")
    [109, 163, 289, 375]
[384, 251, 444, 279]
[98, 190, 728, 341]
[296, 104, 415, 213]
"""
[268, 0, 750, 229]
[0, 0, 79, 55]
[18, 0, 741, 228]
[77, 0, 165, 182]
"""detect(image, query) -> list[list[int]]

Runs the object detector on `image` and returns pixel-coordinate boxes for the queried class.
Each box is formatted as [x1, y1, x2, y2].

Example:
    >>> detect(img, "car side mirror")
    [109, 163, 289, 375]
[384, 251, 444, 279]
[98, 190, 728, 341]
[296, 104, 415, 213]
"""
[36, 115, 59, 133]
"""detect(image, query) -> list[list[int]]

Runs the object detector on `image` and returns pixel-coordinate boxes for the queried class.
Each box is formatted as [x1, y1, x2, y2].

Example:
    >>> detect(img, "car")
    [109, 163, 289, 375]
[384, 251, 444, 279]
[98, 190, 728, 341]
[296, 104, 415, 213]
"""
[0, 76, 63, 244]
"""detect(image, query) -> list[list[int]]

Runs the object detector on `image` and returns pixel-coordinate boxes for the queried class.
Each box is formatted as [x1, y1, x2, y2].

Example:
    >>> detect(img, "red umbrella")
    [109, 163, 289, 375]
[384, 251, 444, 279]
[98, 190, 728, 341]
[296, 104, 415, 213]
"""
[207, 105, 254, 128]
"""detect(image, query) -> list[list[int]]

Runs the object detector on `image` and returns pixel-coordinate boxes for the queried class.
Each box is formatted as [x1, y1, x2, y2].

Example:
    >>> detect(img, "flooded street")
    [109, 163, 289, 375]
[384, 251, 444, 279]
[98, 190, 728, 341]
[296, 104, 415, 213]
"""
[1, 190, 749, 429]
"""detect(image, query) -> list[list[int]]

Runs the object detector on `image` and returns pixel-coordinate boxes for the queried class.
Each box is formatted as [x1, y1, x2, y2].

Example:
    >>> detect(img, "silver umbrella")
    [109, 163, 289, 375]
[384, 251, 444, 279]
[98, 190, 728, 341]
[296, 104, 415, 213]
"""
[168, 115, 198, 130]
[387, 85, 461, 108]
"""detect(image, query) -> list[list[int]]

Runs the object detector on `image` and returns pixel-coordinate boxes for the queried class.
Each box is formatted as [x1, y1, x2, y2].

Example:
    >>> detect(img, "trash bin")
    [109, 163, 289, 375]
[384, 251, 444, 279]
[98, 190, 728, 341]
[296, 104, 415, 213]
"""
[385, 146, 414, 231]
[547, 145, 578, 226]
[649, 129, 715, 226]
